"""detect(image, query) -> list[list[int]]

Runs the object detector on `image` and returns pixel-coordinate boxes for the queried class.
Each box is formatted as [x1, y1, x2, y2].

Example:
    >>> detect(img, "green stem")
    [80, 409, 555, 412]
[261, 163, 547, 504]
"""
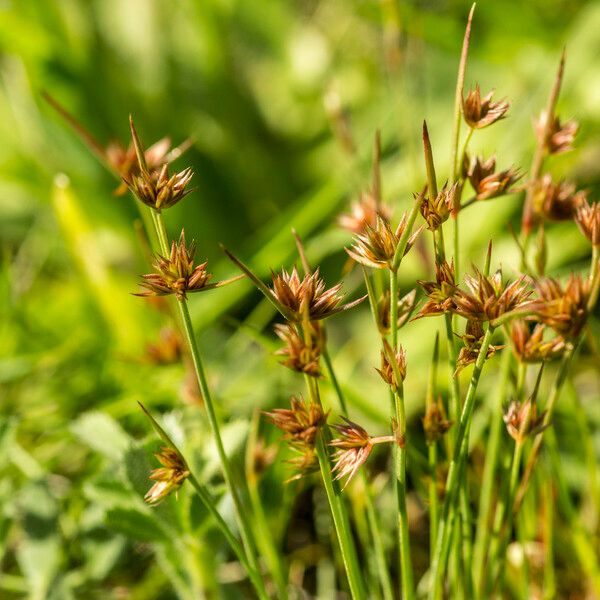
[151, 210, 269, 600]
[542, 478, 556, 600]
[472, 350, 512, 593]
[428, 326, 494, 600]
[321, 348, 394, 600]
[306, 377, 366, 600]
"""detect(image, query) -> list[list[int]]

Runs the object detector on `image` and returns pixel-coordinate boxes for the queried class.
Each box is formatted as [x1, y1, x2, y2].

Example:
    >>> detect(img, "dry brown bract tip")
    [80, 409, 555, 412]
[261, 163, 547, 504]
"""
[463, 85, 509, 129]
[574, 199, 600, 246]
[535, 111, 578, 155]
[136, 231, 241, 300]
[346, 213, 421, 270]
[532, 174, 587, 222]
[376, 340, 407, 391]
[274, 322, 323, 377]
[510, 320, 567, 363]
[263, 396, 328, 447]
[145, 447, 190, 506]
[271, 266, 364, 322]
[453, 267, 533, 323]
[330, 417, 376, 488]
[503, 400, 548, 443]
[467, 155, 522, 201]
[534, 274, 590, 339]
[339, 192, 391, 234]
[126, 163, 194, 210]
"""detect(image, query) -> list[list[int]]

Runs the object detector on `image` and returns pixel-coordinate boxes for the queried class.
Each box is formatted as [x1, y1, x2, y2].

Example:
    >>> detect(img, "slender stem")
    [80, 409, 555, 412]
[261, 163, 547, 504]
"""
[321, 347, 394, 600]
[542, 477, 556, 600]
[151, 210, 269, 600]
[305, 377, 366, 600]
[426, 334, 440, 560]
[245, 413, 288, 600]
[428, 326, 494, 600]
[591, 244, 599, 283]
[472, 349, 511, 593]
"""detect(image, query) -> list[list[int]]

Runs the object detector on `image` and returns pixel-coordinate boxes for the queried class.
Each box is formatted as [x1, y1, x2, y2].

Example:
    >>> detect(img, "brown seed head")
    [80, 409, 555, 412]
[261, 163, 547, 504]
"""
[503, 400, 547, 443]
[264, 396, 328, 447]
[574, 199, 600, 246]
[126, 163, 194, 210]
[330, 417, 374, 487]
[346, 213, 421, 270]
[136, 231, 214, 300]
[270, 267, 363, 322]
[456, 319, 503, 373]
[532, 174, 587, 222]
[534, 274, 590, 339]
[463, 86, 509, 129]
[422, 399, 453, 444]
[510, 320, 567, 363]
[467, 155, 522, 201]
[338, 192, 392, 234]
[274, 322, 323, 377]
[453, 267, 533, 322]
[420, 182, 459, 230]
[145, 447, 190, 506]
[535, 111, 578, 155]
[414, 260, 457, 319]
[376, 340, 407, 391]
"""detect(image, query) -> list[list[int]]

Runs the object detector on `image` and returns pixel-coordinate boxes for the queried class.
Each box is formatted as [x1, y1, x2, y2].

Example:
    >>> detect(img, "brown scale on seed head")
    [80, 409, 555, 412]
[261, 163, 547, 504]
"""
[456, 319, 503, 373]
[338, 192, 392, 234]
[274, 322, 323, 377]
[346, 213, 421, 271]
[510, 320, 567, 363]
[144, 447, 190, 506]
[466, 155, 522, 201]
[376, 340, 407, 391]
[420, 183, 459, 230]
[126, 163, 194, 210]
[414, 260, 457, 320]
[535, 111, 578, 155]
[503, 400, 548, 443]
[531, 174, 587, 223]
[330, 418, 374, 488]
[574, 199, 600, 246]
[463, 86, 509, 129]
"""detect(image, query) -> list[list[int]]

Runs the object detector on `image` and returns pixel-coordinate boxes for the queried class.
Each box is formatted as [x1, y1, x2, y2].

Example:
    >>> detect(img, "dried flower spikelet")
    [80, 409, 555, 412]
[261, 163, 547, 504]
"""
[422, 399, 453, 444]
[467, 155, 522, 201]
[145, 447, 190, 506]
[456, 319, 503, 373]
[574, 199, 600, 246]
[510, 320, 567, 363]
[145, 328, 185, 365]
[378, 288, 417, 334]
[452, 267, 533, 322]
[503, 400, 548, 443]
[330, 417, 375, 487]
[339, 192, 391, 234]
[535, 111, 578, 155]
[463, 86, 509, 129]
[270, 267, 364, 322]
[251, 438, 278, 476]
[346, 213, 421, 270]
[421, 183, 459, 230]
[264, 396, 328, 481]
[107, 137, 172, 196]
[534, 274, 590, 339]
[376, 340, 407, 391]
[126, 162, 194, 210]
[414, 260, 457, 319]
[274, 322, 323, 377]
[532, 174, 587, 222]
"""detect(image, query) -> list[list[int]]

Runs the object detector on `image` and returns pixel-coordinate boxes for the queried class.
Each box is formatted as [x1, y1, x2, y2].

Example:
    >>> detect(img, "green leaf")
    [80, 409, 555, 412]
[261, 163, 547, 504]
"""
[70, 411, 130, 461]
[104, 507, 170, 543]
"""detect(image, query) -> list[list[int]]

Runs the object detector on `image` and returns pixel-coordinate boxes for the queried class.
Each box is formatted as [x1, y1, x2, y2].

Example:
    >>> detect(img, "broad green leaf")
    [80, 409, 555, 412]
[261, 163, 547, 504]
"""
[70, 411, 130, 461]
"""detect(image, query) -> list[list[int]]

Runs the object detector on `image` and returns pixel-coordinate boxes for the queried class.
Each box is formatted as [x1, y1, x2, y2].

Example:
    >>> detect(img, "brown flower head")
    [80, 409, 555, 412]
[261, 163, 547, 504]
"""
[376, 340, 407, 391]
[126, 162, 194, 210]
[377, 288, 417, 334]
[422, 399, 453, 444]
[420, 183, 459, 230]
[270, 267, 364, 322]
[264, 396, 328, 447]
[467, 155, 522, 201]
[574, 199, 600, 246]
[534, 274, 590, 339]
[463, 86, 509, 129]
[453, 267, 533, 323]
[414, 260, 457, 319]
[330, 418, 374, 487]
[136, 231, 241, 300]
[532, 174, 587, 222]
[346, 213, 421, 270]
[145, 447, 190, 506]
[456, 319, 503, 373]
[503, 400, 548, 443]
[274, 322, 323, 377]
[510, 320, 567, 363]
[535, 111, 578, 155]
[338, 192, 392, 234]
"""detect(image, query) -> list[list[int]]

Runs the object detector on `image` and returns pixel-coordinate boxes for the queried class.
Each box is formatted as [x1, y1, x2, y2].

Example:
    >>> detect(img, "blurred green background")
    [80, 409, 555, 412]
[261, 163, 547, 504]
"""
[2, 0, 600, 598]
